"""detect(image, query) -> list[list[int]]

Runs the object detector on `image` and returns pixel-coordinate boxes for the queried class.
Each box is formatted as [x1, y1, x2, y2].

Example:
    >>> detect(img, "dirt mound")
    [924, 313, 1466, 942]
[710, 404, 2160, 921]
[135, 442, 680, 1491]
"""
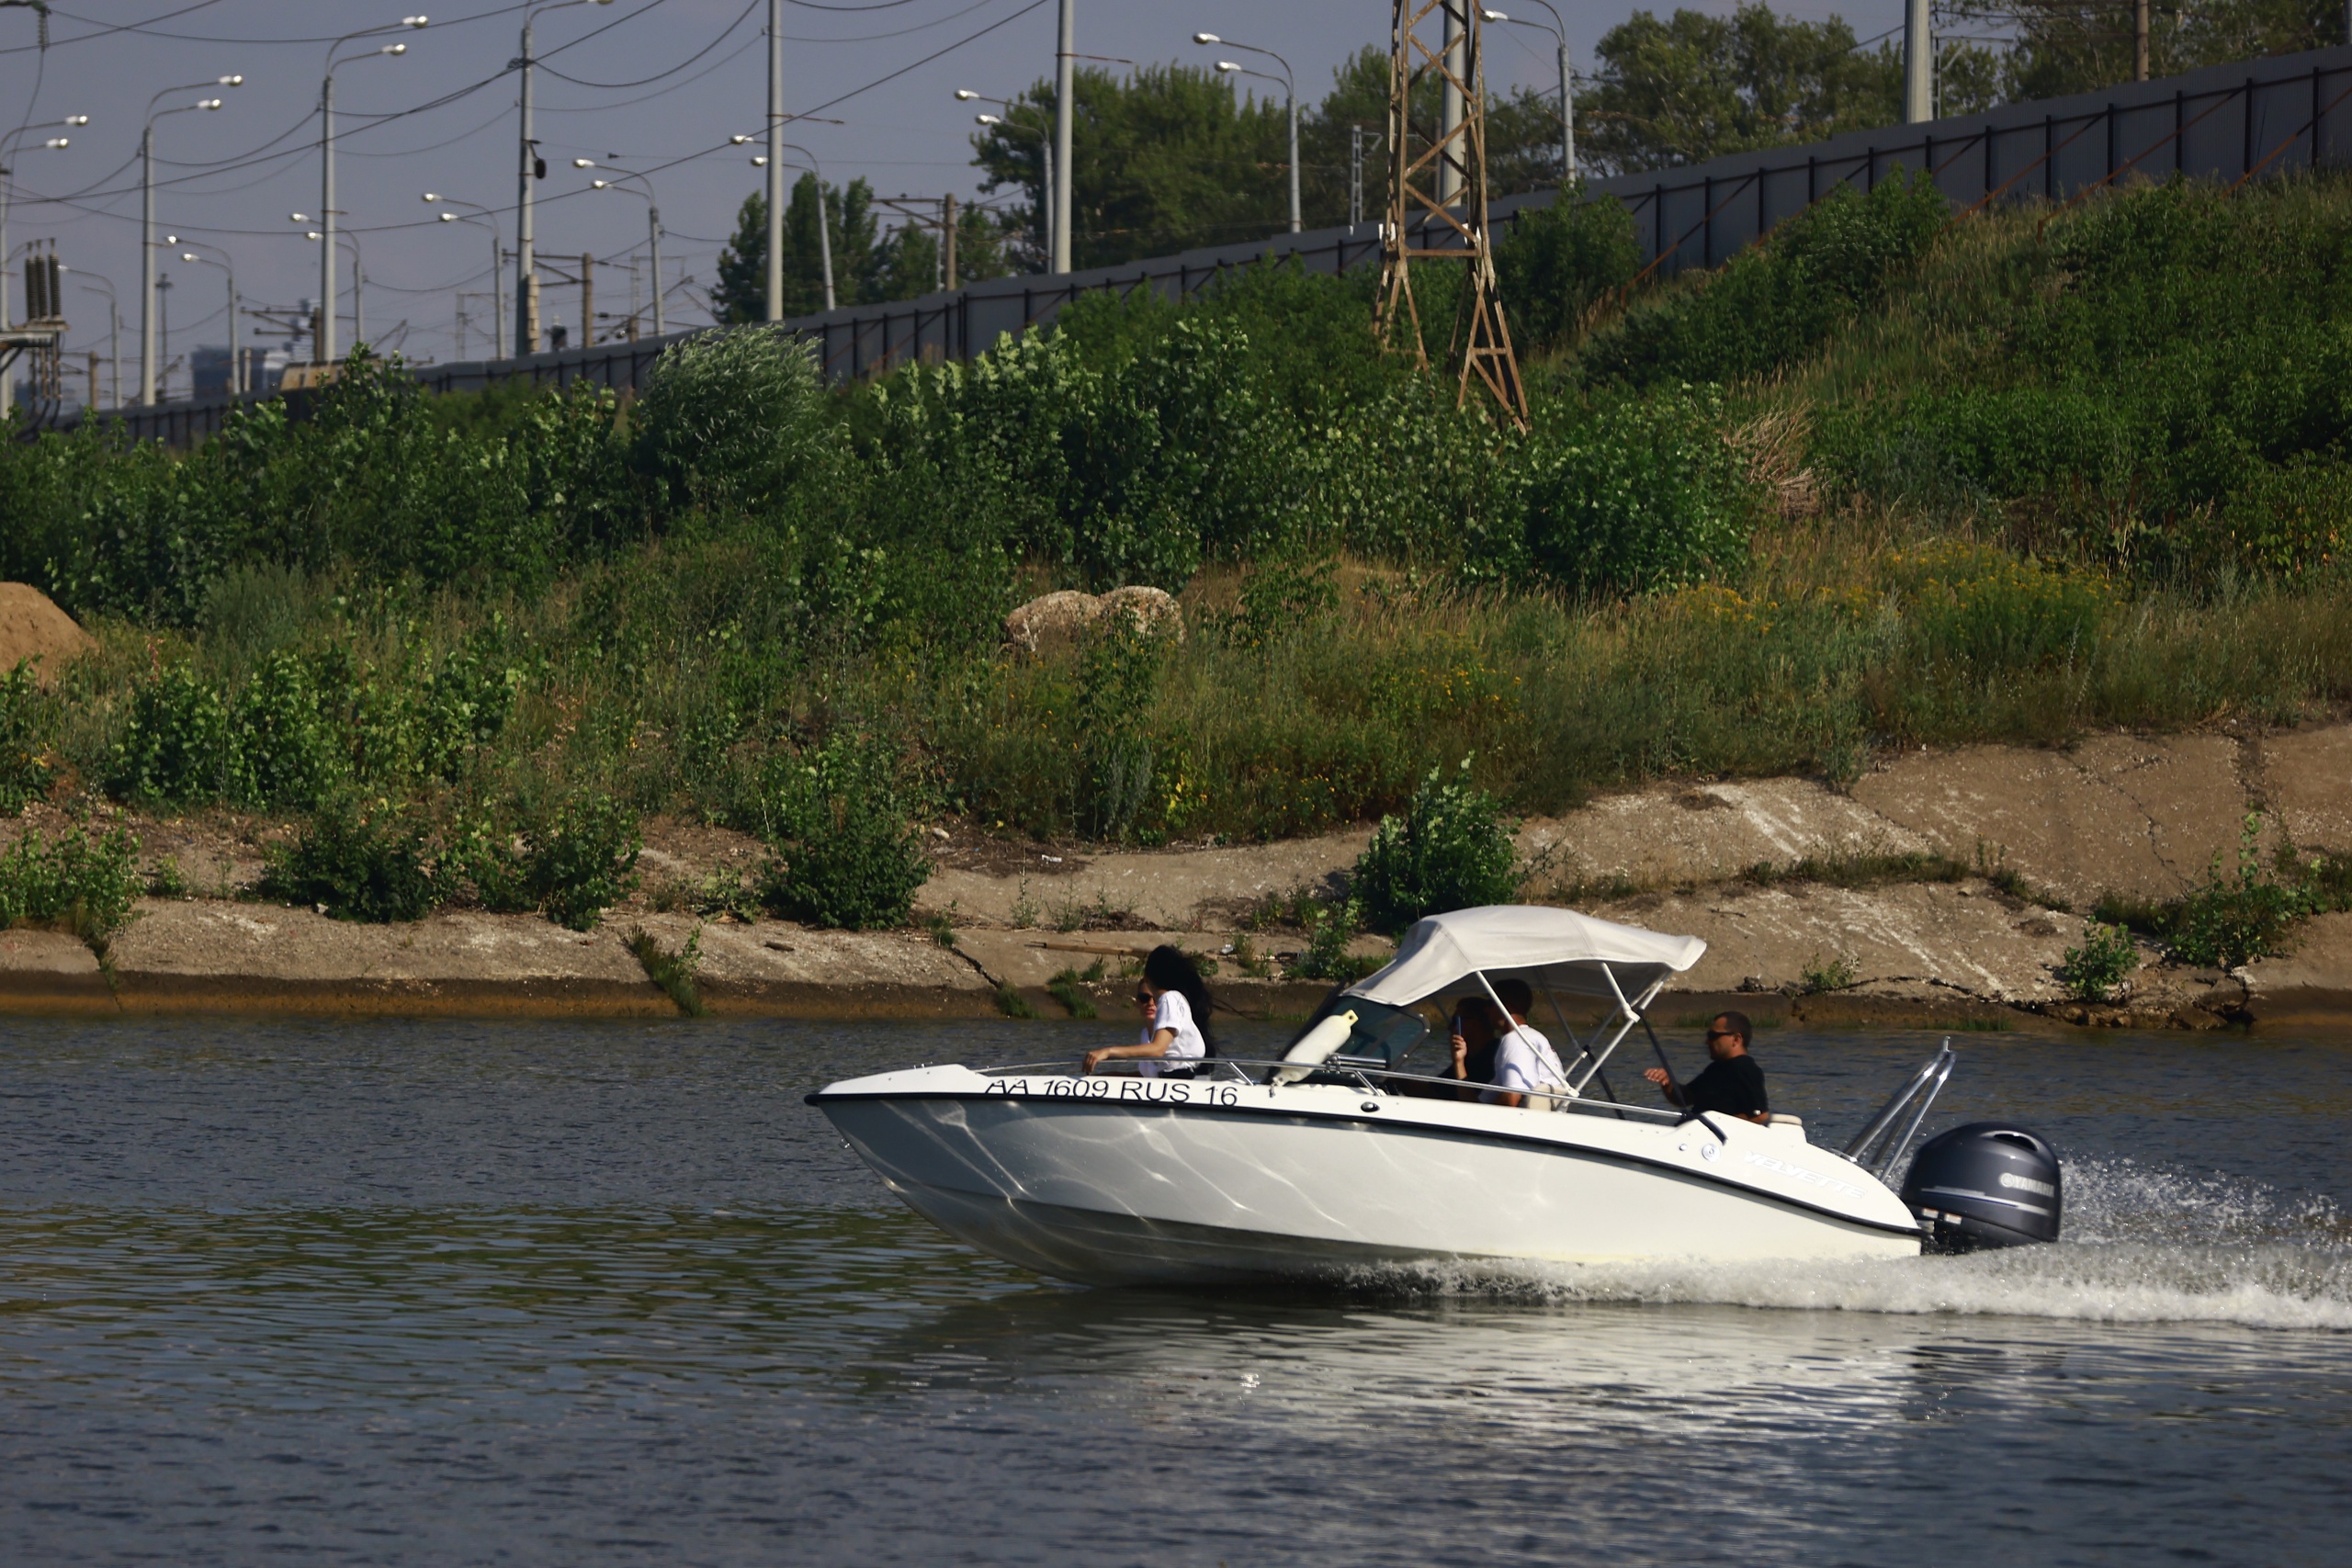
[0, 583, 94, 682]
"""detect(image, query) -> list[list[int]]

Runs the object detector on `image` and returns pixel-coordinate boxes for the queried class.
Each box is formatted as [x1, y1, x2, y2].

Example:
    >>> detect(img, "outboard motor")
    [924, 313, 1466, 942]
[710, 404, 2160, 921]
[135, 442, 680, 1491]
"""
[1901, 1122, 2063, 1252]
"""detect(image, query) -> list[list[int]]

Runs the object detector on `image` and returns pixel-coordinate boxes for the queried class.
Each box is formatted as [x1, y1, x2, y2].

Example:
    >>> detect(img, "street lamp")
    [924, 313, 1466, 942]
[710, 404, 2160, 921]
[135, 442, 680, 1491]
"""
[1196, 33, 1297, 233]
[1482, 5, 1573, 183]
[745, 140, 834, 310]
[518, 0, 616, 356]
[426, 193, 506, 355]
[321, 19, 424, 365]
[299, 221, 368, 348]
[144, 78, 241, 404]
[175, 243, 241, 396]
[582, 166, 666, 336]
[972, 107, 1054, 270]
[1, 119, 84, 328]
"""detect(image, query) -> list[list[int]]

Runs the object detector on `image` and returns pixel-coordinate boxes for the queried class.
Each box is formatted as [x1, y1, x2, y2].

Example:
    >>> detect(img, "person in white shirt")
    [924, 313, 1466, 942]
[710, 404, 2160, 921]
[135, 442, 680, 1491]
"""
[1082, 945, 1214, 1077]
[1463, 977, 1566, 1109]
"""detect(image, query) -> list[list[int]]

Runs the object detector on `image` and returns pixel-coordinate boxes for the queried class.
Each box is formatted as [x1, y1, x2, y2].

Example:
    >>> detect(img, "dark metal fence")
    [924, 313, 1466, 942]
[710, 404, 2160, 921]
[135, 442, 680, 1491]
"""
[52, 43, 2352, 446]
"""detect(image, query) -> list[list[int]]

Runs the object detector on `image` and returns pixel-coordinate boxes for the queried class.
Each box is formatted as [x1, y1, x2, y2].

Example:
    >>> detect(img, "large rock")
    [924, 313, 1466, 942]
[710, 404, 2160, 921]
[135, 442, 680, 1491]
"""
[0, 583, 95, 683]
[1003, 586, 1185, 653]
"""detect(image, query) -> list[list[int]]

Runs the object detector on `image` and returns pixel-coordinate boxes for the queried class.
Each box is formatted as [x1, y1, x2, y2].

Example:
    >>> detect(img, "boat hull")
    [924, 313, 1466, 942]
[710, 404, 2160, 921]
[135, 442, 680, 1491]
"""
[813, 1070, 1920, 1286]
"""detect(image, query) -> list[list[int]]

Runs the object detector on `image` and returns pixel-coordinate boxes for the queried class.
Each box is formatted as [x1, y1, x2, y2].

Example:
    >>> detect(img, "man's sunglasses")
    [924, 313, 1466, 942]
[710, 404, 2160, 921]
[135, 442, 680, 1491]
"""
[1706, 1028, 1739, 1042]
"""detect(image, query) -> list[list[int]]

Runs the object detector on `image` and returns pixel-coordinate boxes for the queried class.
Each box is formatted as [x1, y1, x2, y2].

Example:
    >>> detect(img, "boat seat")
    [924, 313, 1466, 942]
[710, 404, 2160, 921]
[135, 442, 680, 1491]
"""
[1769, 1113, 1803, 1128]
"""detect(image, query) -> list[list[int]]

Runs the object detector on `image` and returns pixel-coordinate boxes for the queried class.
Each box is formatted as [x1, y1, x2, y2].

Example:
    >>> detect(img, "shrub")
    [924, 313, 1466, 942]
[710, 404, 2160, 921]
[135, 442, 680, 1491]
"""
[1510, 389, 1758, 594]
[226, 650, 345, 808]
[1496, 186, 1643, 351]
[0, 660, 61, 813]
[755, 732, 931, 930]
[2165, 815, 2311, 969]
[262, 801, 439, 923]
[2056, 920, 2140, 1002]
[1294, 897, 1381, 983]
[525, 792, 644, 931]
[109, 662, 232, 805]
[0, 823, 141, 945]
[445, 790, 643, 931]
[1582, 170, 1950, 389]
[632, 324, 827, 516]
[1351, 757, 1520, 933]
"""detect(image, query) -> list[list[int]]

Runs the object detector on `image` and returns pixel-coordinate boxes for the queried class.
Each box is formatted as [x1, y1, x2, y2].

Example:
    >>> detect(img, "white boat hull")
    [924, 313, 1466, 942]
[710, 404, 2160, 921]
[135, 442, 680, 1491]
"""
[811, 1067, 1921, 1286]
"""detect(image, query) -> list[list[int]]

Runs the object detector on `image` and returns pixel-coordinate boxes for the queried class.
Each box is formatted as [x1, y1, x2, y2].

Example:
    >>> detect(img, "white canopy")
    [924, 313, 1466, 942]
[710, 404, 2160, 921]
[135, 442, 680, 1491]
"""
[1343, 905, 1707, 1008]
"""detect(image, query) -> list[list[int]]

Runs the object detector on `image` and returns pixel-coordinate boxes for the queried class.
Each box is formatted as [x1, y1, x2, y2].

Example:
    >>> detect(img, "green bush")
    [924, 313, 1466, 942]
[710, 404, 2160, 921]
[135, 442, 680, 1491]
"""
[1583, 170, 1949, 389]
[1351, 757, 1521, 933]
[1507, 389, 1758, 593]
[262, 800, 440, 923]
[1496, 186, 1644, 352]
[109, 663, 232, 805]
[0, 660, 61, 813]
[0, 823, 141, 944]
[632, 324, 827, 516]
[444, 790, 643, 930]
[2165, 815, 2312, 969]
[756, 732, 931, 930]
[2056, 920, 2140, 1001]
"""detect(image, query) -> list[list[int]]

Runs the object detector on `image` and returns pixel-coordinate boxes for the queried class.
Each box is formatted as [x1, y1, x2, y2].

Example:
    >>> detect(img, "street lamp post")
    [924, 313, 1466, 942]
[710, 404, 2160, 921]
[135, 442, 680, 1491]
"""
[296, 219, 367, 346]
[582, 166, 665, 335]
[175, 243, 239, 395]
[143, 78, 239, 404]
[519, 0, 615, 355]
[1197, 35, 1296, 233]
[1, 118, 84, 328]
[970, 109, 1053, 271]
[746, 141, 834, 310]
[427, 195, 507, 354]
[322, 18, 425, 366]
[1482, 5, 1573, 183]
[1053, 0, 1074, 273]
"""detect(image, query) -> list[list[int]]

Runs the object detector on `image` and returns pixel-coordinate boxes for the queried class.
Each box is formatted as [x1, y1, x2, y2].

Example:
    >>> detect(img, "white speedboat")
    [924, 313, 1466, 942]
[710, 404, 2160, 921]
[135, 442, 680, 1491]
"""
[810, 906, 1959, 1286]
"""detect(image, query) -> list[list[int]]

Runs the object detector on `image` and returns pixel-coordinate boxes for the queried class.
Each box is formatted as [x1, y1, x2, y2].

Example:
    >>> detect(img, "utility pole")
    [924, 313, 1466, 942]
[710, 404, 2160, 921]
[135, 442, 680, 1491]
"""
[1904, 0, 1930, 123]
[1052, 0, 1074, 273]
[141, 127, 155, 400]
[944, 191, 957, 289]
[2135, 0, 2150, 82]
[580, 252, 593, 346]
[1376, 1, 1525, 429]
[766, 0, 784, 321]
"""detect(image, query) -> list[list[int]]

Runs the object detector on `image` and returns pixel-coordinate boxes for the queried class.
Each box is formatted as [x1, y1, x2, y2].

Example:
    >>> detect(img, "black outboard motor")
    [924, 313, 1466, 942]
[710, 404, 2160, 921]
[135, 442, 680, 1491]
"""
[1901, 1123, 2063, 1253]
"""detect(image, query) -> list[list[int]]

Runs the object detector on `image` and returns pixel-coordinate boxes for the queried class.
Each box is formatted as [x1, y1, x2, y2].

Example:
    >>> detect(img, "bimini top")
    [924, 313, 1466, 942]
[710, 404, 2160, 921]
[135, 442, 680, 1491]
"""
[1342, 905, 1707, 1007]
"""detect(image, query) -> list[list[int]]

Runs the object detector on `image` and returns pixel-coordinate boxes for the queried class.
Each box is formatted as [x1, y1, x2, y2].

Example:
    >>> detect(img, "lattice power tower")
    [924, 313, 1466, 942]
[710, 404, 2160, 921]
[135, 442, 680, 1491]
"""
[1374, 0, 1527, 429]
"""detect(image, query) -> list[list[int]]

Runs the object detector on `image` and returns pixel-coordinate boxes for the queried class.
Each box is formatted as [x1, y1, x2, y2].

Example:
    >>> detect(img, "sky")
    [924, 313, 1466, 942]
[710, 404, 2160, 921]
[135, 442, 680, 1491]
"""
[0, 0, 1906, 395]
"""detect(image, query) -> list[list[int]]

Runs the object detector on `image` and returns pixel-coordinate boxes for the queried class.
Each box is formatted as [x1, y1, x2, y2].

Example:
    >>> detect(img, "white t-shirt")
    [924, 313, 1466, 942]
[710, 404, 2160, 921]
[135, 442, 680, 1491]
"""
[1481, 1023, 1566, 1106]
[1140, 989, 1206, 1077]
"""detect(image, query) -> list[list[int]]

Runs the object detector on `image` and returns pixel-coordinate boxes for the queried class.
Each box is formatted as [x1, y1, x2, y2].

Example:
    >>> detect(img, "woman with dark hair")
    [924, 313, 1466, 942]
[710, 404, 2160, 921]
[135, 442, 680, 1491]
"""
[1081, 944, 1215, 1077]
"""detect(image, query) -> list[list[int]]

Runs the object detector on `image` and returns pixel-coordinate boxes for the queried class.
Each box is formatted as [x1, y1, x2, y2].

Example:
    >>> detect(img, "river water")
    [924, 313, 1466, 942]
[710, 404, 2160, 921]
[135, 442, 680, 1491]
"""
[3, 1015, 2347, 1565]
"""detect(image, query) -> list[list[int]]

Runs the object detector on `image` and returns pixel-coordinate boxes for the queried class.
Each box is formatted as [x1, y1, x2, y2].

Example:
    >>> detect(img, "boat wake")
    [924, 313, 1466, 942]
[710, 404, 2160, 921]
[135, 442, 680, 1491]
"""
[1362, 1158, 2352, 1330]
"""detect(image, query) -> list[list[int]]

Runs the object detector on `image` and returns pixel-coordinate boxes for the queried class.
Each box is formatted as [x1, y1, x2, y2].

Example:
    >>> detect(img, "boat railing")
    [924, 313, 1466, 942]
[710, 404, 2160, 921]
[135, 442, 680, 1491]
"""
[973, 1057, 1683, 1124]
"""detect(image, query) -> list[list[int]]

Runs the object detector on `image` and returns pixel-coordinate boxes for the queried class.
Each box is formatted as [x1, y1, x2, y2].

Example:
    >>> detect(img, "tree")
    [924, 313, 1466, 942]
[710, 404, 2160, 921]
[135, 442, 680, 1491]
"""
[972, 63, 1292, 268]
[1959, 0, 2337, 101]
[711, 173, 881, 322]
[1579, 6, 1912, 173]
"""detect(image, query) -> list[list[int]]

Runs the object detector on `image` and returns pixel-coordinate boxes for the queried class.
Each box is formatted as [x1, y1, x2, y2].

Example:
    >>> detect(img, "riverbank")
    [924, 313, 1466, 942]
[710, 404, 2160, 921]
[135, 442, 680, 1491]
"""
[3, 722, 2347, 1030]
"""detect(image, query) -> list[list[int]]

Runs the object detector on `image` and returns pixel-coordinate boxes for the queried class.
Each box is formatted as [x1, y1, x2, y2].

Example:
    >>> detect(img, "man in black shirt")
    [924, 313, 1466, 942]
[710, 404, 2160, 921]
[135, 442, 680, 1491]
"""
[1644, 1010, 1770, 1123]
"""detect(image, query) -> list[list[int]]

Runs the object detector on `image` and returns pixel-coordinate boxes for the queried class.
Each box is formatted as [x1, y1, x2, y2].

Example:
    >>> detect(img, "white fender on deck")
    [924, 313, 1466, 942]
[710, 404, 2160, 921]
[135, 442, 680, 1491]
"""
[1271, 1010, 1357, 1087]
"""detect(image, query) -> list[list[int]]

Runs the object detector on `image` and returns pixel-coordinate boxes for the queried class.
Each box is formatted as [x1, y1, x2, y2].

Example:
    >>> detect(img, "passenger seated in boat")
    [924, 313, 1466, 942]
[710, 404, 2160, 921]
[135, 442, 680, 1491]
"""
[1644, 1010, 1769, 1123]
[1468, 979, 1568, 1110]
[1081, 945, 1215, 1078]
[1427, 995, 1501, 1100]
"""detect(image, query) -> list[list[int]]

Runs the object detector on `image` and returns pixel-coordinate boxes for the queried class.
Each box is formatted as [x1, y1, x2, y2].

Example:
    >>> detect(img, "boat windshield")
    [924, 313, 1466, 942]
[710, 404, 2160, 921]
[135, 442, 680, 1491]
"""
[1284, 998, 1430, 1069]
